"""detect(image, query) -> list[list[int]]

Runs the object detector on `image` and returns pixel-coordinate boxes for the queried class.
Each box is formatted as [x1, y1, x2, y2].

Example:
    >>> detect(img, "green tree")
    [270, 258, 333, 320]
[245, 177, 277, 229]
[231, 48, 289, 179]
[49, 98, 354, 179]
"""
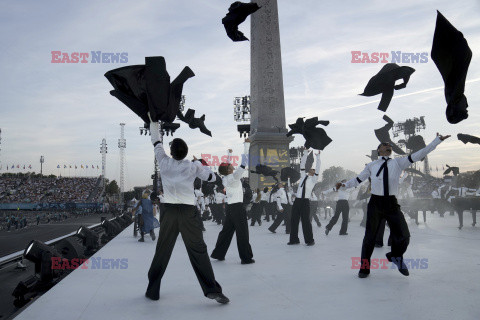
[105, 180, 120, 195]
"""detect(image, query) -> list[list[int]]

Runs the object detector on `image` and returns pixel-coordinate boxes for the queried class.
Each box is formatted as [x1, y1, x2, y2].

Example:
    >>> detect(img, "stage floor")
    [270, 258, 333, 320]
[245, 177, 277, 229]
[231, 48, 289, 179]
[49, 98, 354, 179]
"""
[14, 211, 480, 320]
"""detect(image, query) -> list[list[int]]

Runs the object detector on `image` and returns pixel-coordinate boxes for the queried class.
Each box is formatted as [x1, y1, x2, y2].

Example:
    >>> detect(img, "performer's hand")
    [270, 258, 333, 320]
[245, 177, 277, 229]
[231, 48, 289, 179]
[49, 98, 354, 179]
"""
[335, 182, 342, 190]
[437, 133, 451, 141]
[245, 138, 251, 143]
[193, 155, 197, 161]
[228, 149, 233, 153]
[279, 209, 284, 213]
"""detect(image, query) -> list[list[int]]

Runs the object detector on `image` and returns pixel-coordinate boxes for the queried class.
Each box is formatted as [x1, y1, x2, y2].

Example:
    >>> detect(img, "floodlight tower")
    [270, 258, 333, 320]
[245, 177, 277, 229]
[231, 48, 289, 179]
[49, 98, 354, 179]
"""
[234, 96, 251, 138]
[118, 124, 126, 206]
[100, 138, 107, 194]
[393, 116, 429, 175]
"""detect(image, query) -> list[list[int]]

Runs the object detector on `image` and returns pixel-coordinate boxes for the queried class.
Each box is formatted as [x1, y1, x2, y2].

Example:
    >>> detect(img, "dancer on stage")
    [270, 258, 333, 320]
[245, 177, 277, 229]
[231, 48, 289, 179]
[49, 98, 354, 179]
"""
[288, 150, 321, 246]
[211, 139, 255, 264]
[250, 189, 263, 226]
[322, 181, 353, 235]
[268, 182, 289, 233]
[338, 133, 450, 278]
[260, 187, 269, 221]
[145, 120, 228, 304]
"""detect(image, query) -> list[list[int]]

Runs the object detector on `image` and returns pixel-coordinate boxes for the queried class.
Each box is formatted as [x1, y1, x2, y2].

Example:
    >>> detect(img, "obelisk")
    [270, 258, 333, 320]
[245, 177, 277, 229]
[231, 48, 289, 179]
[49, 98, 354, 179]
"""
[249, 0, 292, 190]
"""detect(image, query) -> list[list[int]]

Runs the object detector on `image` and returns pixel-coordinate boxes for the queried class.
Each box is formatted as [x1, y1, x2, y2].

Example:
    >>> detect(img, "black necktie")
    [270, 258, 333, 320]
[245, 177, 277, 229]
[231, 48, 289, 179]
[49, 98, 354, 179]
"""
[286, 191, 290, 203]
[376, 157, 390, 196]
[301, 176, 308, 198]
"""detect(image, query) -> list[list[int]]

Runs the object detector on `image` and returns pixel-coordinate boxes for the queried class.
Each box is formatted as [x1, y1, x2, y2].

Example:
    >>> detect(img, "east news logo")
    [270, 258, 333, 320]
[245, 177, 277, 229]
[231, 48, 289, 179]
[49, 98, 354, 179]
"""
[351, 51, 428, 63]
[51, 51, 128, 63]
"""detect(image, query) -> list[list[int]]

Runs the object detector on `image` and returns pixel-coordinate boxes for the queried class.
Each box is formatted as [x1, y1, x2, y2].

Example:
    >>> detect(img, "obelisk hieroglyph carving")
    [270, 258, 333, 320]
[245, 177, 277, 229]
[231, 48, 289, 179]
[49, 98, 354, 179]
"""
[249, 0, 292, 190]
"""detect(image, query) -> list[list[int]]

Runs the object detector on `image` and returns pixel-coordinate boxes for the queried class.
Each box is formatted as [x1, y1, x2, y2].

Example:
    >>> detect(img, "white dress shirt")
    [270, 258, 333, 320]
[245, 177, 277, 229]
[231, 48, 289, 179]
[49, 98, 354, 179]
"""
[295, 152, 321, 199]
[322, 186, 352, 200]
[260, 191, 269, 202]
[344, 136, 442, 196]
[275, 188, 288, 210]
[309, 193, 318, 201]
[154, 143, 215, 205]
[214, 191, 225, 204]
[194, 189, 205, 210]
[223, 142, 249, 204]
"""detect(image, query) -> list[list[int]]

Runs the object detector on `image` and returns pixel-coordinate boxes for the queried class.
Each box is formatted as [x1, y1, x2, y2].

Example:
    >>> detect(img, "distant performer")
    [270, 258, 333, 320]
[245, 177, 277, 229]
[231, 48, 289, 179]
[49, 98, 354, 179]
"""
[211, 139, 255, 264]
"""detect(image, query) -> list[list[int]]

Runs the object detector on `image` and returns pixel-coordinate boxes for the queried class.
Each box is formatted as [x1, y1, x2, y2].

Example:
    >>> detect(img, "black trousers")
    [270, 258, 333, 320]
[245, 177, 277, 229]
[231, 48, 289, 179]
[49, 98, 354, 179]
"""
[290, 198, 314, 243]
[269, 206, 288, 232]
[375, 219, 392, 246]
[360, 195, 410, 273]
[250, 203, 262, 226]
[260, 201, 268, 220]
[326, 200, 349, 234]
[309, 201, 321, 225]
[146, 204, 222, 297]
[211, 203, 254, 262]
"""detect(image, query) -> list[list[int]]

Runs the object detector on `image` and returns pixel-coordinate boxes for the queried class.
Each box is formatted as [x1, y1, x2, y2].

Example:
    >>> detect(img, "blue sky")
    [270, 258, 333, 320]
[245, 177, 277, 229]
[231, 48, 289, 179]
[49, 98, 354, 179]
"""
[1, 0, 479, 190]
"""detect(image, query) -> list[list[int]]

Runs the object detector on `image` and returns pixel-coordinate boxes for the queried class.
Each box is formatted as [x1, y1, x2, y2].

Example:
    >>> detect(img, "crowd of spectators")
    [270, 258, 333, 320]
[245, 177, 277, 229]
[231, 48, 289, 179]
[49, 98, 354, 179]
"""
[0, 174, 101, 203]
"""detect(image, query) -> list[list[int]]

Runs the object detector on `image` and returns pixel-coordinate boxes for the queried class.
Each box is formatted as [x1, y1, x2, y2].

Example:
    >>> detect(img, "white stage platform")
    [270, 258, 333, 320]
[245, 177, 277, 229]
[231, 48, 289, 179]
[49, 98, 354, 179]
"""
[15, 212, 480, 320]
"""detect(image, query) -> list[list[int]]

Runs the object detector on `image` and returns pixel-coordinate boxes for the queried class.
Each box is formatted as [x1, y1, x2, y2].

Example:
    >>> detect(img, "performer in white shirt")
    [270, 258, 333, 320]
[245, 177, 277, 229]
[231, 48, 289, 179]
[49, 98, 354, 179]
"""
[338, 133, 450, 278]
[212, 187, 226, 225]
[250, 189, 263, 226]
[309, 191, 322, 227]
[211, 139, 255, 264]
[268, 183, 289, 233]
[194, 187, 206, 231]
[322, 180, 353, 235]
[260, 187, 269, 221]
[289, 150, 321, 246]
[145, 120, 229, 304]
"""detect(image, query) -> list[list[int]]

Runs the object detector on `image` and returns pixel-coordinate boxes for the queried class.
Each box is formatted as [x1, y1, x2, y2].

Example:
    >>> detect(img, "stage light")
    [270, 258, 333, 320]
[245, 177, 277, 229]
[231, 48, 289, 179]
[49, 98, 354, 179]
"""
[76, 226, 100, 254]
[24, 240, 63, 282]
[101, 219, 121, 238]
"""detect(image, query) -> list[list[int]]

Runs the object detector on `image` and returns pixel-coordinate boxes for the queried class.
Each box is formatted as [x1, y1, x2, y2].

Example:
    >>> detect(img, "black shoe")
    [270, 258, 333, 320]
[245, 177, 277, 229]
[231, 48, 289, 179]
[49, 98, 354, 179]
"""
[287, 241, 300, 245]
[317, 223, 321, 227]
[150, 230, 156, 241]
[339, 233, 348, 235]
[210, 255, 225, 261]
[306, 241, 315, 246]
[138, 237, 145, 242]
[325, 228, 330, 235]
[268, 228, 276, 234]
[386, 253, 409, 276]
[145, 290, 159, 300]
[241, 259, 255, 264]
[207, 292, 230, 304]
[473, 223, 476, 227]
[358, 272, 370, 278]
[202, 227, 206, 231]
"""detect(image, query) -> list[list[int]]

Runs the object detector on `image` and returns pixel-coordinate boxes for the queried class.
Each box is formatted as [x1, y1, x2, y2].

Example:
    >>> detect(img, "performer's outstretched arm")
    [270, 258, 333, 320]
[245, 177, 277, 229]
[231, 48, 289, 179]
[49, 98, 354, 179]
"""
[299, 150, 309, 178]
[343, 165, 371, 189]
[233, 141, 250, 180]
[150, 121, 168, 163]
[314, 151, 321, 180]
[398, 133, 450, 170]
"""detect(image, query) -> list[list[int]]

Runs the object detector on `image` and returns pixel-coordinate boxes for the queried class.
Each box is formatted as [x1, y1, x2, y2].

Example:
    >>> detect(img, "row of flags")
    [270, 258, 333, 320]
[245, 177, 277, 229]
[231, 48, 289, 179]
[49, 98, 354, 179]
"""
[0, 164, 102, 170]
[0, 164, 33, 170]
[56, 165, 101, 169]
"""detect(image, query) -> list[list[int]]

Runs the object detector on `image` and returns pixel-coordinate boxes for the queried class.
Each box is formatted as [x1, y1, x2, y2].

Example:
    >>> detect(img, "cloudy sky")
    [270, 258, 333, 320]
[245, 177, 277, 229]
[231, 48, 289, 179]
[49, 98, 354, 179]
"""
[1, 0, 479, 190]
